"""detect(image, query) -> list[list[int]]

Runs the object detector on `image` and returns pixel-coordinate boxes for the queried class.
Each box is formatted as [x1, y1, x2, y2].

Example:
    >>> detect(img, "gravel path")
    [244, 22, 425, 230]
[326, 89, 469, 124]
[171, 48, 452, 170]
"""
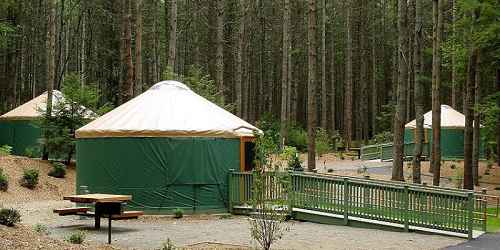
[6, 200, 466, 250]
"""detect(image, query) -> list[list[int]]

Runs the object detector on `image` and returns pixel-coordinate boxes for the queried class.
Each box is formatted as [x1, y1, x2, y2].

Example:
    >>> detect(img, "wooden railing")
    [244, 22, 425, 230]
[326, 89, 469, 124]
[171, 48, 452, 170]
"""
[229, 171, 486, 239]
[361, 142, 430, 161]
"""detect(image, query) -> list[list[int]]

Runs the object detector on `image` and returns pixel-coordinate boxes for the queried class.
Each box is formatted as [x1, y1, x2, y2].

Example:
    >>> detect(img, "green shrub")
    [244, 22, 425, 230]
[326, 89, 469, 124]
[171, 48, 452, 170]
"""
[369, 132, 393, 145]
[67, 231, 85, 244]
[315, 128, 332, 158]
[288, 125, 308, 152]
[0, 208, 21, 227]
[19, 168, 39, 189]
[256, 113, 281, 146]
[48, 162, 66, 178]
[0, 168, 8, 192]
[33, 223, 50, 235]
[287, 154, 303, 172]
[24, 146, 40, 158]
[173, 208, 183, 219]
[0, 145, 12, 156]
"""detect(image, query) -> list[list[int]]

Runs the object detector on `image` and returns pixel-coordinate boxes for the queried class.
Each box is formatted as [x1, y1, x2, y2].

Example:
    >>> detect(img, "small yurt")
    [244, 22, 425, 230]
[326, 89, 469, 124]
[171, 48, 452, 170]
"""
[404, 105, 483, 159]
[0, 91, 64, 156]
[75, 81, 260, 213]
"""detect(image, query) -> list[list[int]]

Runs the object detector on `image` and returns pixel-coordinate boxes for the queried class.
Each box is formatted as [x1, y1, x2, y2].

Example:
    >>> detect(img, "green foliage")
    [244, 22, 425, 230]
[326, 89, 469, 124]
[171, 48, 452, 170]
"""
[287, 125, 308, 152]
[19, 168, 39, 189]
[33, 223, 50, 235]
[282, 146, 303, 171]
[375, 103, 395, 133]
[24, 146, 40, 158]
[36, 73, 106, 162]
[256, 113, 281, 146]
[0, 167, 8, 192]
[0, 22, 14, 49]
[48, 162, 66, 178]
[477, 92, 500, 159]
[0, 145, 12, 156]
[159, 238, 176, 250]
[173, 208, 183, 219]
[0, 208, 21, 227]
[315, 128, 332, 158]
[162, 66, 234, 111]
[369, 132, 394, 145]
[66, 231, 86, 244]
[250, 132, 290, 250]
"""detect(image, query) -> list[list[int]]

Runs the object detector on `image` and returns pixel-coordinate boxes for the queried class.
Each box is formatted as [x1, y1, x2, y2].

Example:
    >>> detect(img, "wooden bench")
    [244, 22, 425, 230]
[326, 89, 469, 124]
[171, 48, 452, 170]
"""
[111, 211, 144, 220]
[53, 207, 90, 216]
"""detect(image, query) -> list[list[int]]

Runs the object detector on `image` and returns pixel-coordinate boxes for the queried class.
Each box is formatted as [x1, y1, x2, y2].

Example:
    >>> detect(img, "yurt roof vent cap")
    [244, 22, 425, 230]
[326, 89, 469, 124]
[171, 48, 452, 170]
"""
[151, 80, 191, 91]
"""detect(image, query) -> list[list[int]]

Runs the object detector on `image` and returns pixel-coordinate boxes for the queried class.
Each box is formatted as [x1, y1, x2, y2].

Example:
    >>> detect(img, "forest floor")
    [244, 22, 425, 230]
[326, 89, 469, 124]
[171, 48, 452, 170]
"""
[0, 155, 468, 249]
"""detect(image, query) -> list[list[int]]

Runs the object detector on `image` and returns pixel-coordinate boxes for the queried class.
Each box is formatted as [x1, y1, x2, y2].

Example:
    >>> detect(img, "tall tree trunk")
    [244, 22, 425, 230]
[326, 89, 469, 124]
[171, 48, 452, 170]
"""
[135, 0, 143, 96]
[167, 0, 177, 71]
[216, 0, 224, 93]
[451, 0, 459, 110]
[391, 0, 407, 182]
[406, 0, 415, 121]
[320, 0, 327, 129]
[122, 0, 134, 103]
[496, 68, 500, 167]
[307, 0, 317, 171]
[80, 1, 86, 87]
[370, 1, 377, 136]
[280, 0, 290, 147]
[44, 0, 56, 160]
[464, 48, 478, 190]
[236, 0, 246, 118]
[431, 0, 443, 186]
[472, 52, 481, 186]
[330, 2, 336, 132]
[344, 0, 353, 148]
[412, 0, 423, 184]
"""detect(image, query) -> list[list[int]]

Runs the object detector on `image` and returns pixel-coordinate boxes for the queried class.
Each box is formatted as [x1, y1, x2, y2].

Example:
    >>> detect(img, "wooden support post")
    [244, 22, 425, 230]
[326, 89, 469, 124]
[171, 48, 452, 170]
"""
[343, 177, 349, 225]
[108, 216, 112, 244]
[404, 185, 409, 232]
[95, 212, 101, 229]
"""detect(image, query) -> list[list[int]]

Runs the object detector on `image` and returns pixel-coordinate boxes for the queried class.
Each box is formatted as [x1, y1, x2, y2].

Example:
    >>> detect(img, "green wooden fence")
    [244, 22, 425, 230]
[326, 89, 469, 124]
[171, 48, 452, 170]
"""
[229, 171, 486, 239]
[361, 143, 430, 161]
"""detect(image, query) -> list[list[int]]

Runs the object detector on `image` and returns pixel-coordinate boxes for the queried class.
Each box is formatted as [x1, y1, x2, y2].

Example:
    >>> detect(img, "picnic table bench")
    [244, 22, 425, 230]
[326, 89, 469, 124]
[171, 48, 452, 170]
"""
[54, 193, 144, 244]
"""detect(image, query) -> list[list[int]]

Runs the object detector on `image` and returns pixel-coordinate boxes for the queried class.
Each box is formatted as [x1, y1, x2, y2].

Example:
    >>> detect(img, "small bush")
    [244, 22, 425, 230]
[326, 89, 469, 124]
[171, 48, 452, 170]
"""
[67, 231, 85, 244]
[0, 168, 8, 192]
[315, 128, 332, 158]
[173, 208, 183, 219]
[19, 168, 39, 189]
[33, 223, 50, 235]
[24, 146, 40, 158]
[450, 164, 456, 169]
[48, 162, 66, 178]
[160, 238, 176, 250]
[288, 125, 307, 152]
[0, 145, 12, 156]
[0, 208, 21, 227]
[287, 154, 303, 172]
[327, 168, 334, 173]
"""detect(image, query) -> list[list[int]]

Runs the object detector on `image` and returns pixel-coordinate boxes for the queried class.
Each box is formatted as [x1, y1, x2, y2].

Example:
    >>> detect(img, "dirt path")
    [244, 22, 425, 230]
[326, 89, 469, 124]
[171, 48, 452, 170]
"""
[5, 200, 466, 250]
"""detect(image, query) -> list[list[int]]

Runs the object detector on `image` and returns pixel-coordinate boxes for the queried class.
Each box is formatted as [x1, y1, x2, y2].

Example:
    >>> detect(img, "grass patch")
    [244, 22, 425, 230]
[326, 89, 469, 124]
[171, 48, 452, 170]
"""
[487, 207, 500, 232]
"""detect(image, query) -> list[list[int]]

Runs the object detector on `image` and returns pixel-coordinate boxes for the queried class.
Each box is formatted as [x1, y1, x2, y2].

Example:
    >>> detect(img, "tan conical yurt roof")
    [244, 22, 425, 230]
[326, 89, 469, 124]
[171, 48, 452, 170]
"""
[405, 105, 467, 129]
[76, 81, 261, 138]
[1, 91, 63, 120]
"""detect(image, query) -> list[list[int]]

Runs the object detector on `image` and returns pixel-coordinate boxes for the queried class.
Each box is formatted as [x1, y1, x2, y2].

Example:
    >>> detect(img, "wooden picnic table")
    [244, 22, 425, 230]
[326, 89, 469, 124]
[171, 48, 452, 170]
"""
[62, 193, 137, 244]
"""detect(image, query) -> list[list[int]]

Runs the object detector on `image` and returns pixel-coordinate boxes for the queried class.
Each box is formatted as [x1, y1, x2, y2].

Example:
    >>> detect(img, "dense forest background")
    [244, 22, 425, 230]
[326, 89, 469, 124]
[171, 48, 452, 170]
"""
[0, 0, 499, 186]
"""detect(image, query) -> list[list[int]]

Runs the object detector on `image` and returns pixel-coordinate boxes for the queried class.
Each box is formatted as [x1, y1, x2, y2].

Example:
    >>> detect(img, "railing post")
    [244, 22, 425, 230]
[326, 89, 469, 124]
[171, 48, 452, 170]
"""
[228, 169, 235, 214]
[288, 170, 294, 217]
[467, 192, 474, 240]
[404, 185, 409, 232]
[343, 177, 349, 225]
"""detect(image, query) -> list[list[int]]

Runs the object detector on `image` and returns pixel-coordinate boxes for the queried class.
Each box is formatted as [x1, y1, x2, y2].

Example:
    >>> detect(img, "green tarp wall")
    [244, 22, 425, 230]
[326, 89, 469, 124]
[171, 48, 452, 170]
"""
[0, 120, 41, 156]
[404, 128, 484, 159]
[76, 137, 240, 214]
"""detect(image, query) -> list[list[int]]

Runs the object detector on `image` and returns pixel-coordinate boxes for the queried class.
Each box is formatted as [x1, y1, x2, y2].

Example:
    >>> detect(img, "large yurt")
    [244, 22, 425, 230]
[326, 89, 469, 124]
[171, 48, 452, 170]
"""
[75, 81, 260, 213]
[0, 91, 64, 156]
[404, 105, 483, 159]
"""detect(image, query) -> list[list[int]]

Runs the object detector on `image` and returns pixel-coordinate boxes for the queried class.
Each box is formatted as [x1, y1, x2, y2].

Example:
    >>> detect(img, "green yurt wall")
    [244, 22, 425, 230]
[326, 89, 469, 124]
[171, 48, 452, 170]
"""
[0, 120, 41, 156]
[76, 137, 240, 213]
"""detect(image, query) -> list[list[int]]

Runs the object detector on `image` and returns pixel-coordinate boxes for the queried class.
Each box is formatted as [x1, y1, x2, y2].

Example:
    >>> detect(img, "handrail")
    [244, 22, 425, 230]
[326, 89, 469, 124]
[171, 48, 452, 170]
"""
[229, 171, 486, 239]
